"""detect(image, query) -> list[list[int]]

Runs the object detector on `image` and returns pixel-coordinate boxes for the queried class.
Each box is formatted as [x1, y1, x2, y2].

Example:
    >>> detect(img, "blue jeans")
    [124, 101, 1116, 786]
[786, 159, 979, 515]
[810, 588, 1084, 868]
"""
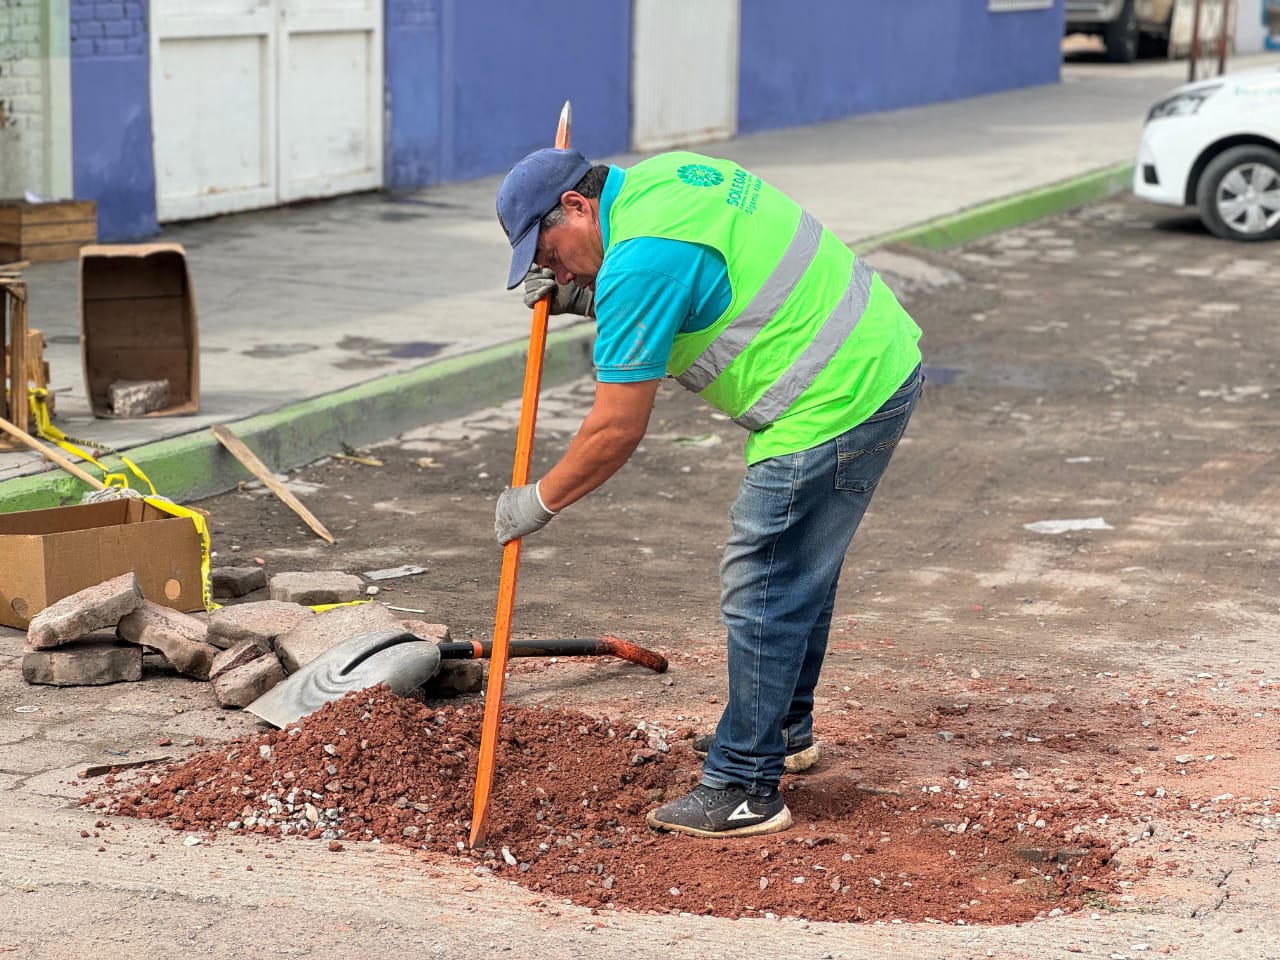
[701, 364, 922, 795]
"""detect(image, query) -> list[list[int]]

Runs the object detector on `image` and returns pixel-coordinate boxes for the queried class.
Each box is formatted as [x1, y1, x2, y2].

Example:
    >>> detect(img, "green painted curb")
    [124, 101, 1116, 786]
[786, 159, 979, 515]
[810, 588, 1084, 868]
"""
[855, 162, 1135, 252]
[0, 326, 597, 515]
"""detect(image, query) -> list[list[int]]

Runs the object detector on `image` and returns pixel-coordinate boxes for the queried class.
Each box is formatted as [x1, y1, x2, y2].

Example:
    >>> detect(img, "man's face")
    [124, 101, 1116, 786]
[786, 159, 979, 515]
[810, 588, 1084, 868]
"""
[534, 191, 604, 289]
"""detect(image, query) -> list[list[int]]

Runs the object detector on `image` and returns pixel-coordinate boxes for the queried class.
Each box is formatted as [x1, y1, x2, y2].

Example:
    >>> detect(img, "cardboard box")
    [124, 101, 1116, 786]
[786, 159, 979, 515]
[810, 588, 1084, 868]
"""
[80, 243, 200, 417]
[0, 199, 98, 263]
[0, 499, 205, 630]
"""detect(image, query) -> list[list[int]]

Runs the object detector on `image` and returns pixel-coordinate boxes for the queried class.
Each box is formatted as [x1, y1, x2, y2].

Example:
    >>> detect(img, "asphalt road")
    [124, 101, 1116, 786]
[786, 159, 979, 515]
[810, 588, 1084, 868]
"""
[2, 194, 1278, 959]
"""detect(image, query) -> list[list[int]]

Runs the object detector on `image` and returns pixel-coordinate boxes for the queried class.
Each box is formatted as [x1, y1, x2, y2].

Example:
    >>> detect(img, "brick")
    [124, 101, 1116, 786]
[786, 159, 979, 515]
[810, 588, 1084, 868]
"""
[26, 572, 144, 651]
[206, 601, 313, 650]
[426, 659, 483, 697]
[23, 637, 142, 686]
[208, 640, 268, 681]
[107, 378, 168, 416]
[274, 602, 405, 673]
[269, 571, 365, 606]
[211, 655, 285, 708]
[210, 565, 267, 600]
[96, 38, 126, 55]
[95, 3, 124, 19]
[70, 38, 93, 57]
[117, 601, 216, 680]
[399, 619, 450, 642]
[104, 19, 135, 39]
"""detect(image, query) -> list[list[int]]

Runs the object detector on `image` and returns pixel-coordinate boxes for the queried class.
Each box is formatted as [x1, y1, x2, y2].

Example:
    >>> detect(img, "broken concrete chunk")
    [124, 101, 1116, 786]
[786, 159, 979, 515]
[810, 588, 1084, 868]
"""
[117, 601, 217, 679]
[268, 571, 365, 605]
[108, 378, 170, 417]
[206, 600, 313, 650]
[26, 572, 144, 651]
[399, 619, 451, 642]
[212, 655, 285, 708]
[211, 565, 268, 599]
[209, 640, 268, 681]
[274, 602, 405, 673]
[23, 637, 143, 686]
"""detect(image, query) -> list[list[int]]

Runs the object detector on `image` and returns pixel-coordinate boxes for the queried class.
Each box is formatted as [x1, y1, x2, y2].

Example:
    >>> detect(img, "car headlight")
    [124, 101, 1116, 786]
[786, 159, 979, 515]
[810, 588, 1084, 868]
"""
[1146, 85, 1222, 120]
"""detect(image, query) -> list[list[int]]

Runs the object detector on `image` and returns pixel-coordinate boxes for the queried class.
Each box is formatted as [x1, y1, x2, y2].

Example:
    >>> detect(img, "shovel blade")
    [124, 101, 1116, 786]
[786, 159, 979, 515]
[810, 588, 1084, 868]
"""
[246, 630, 442, 728]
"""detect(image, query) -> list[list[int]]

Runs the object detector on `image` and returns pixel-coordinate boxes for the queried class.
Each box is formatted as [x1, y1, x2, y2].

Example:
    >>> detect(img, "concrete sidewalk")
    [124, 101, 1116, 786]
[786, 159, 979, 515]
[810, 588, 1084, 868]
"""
[3, 54, 1276, 510]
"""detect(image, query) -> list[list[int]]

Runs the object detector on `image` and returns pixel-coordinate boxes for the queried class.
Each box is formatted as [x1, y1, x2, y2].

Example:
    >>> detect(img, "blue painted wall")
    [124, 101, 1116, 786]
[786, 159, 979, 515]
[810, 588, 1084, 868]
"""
[737, 0, 1064, 134]
[385, 0, 445, 190]
[384, 0, 631, 190]
[70, 0, 157, 241]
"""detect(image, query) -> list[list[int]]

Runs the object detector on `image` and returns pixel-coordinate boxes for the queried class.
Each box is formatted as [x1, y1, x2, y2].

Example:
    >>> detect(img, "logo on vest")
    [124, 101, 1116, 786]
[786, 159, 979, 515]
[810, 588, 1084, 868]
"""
[676, 164, 724, 188]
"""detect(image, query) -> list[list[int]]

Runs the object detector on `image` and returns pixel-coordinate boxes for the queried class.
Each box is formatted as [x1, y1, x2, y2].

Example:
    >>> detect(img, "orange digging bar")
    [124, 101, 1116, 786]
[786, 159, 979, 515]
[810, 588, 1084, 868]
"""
[469, 100, 572, 848]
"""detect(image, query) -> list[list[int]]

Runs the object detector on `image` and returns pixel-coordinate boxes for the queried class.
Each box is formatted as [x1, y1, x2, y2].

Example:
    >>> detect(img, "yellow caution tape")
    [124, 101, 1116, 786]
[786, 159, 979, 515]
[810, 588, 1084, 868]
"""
[28, 387, 215, 612]
[309, 599, 371, 613]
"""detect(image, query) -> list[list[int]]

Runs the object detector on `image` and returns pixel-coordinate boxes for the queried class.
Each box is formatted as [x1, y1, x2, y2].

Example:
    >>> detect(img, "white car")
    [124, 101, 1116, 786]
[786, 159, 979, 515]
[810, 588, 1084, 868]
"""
[1134, 65, 1280, 241]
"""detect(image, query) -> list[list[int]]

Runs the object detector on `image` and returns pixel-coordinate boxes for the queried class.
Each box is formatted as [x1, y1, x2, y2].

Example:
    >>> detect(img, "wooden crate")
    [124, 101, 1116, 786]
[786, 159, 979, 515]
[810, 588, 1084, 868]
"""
[0, 200, 98, 263]
[1, 269, 30, 443]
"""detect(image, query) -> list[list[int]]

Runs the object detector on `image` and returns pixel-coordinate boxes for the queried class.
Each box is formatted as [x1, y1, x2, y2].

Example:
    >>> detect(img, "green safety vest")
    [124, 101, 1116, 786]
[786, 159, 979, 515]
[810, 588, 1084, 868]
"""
[606, 152, 922, 464]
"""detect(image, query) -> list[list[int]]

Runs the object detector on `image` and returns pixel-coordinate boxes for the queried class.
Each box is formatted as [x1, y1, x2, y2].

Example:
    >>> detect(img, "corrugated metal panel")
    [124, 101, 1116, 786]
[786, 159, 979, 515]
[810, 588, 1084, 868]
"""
[631, 0, 739, 152]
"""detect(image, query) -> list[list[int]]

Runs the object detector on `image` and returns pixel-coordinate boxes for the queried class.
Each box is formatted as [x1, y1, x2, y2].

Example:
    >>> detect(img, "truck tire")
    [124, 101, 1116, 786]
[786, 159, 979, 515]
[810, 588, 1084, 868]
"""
[1104, 0, 1139, 63]
[1195, 144, 1280, 242]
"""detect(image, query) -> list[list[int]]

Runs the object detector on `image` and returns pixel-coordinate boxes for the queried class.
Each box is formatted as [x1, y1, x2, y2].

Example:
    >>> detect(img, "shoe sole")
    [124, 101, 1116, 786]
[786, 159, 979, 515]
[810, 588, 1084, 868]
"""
[644, 804, 793, 839]
[690, 741, 821, 774]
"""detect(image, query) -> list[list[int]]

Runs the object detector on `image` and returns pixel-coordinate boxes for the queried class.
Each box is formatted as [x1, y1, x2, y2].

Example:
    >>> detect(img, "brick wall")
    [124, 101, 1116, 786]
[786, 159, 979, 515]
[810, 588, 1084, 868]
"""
[69, 0, 146, 59]
[0, 0, 45, 196]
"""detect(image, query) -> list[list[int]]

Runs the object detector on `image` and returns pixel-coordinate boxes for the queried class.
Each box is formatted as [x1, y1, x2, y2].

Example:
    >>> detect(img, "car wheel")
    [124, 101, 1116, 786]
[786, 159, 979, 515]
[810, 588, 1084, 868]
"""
[1195, 145, 1280, 242]
[1104, 0, 1139, 63]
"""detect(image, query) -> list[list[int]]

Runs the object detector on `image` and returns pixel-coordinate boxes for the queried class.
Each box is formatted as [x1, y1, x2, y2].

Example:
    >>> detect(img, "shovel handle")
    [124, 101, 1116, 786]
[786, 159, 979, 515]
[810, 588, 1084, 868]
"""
[439, 636, 668, 673]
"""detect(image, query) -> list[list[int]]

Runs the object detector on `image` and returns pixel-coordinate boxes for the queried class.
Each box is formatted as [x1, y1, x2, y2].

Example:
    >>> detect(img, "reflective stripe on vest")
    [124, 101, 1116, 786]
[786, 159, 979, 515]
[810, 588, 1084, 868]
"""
[675, 210, 824, 393]
[732, 256, 876, 431]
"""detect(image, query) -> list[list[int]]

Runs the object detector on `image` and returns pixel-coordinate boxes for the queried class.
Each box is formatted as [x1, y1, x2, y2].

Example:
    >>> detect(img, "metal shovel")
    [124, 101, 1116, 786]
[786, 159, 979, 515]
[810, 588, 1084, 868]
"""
[245, 629, 667, 729]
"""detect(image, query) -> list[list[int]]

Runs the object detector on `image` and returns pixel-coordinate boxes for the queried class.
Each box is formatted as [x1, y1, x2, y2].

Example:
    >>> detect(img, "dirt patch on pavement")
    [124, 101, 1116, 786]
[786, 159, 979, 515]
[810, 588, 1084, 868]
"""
[91, 688, 1127, 923]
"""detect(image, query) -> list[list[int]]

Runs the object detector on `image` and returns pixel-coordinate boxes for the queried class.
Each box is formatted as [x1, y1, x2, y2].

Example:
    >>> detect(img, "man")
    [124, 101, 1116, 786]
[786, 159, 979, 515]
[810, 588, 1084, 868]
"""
[494, 147, 922, 838]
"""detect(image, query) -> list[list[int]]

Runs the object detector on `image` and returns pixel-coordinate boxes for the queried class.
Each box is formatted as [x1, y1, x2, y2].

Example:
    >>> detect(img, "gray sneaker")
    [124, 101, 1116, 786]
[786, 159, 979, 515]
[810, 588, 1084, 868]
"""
[690, 733, 821, 773]
[645, 784, 792, 838]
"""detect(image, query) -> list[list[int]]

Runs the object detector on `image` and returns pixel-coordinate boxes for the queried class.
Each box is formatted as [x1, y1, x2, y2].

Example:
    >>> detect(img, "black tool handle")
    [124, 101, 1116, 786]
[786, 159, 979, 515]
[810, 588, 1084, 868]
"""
[437, 636, 667, 673]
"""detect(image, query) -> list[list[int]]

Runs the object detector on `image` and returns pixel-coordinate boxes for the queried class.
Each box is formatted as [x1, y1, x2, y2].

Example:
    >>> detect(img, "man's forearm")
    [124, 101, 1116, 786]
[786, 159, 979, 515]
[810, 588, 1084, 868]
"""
[536, 379, 660, 512]
[538, 417, 644, 511]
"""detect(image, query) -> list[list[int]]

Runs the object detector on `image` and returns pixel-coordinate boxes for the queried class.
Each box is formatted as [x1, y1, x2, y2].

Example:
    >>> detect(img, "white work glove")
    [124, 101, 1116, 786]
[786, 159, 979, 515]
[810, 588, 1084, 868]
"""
[522, 266, 595, 317]
[495, 481, 558, 544]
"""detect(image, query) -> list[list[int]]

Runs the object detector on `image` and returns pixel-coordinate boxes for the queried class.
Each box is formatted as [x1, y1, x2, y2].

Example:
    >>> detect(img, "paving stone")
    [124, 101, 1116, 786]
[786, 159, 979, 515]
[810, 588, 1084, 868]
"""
[268, 571, 365, 605]
[427, 659, 484, 697]
[210, 565, 268, 599]
[117, 601, 217, 679]
[22, 638, 143, 686]
[399, 619, 451, 642]
[211, 655, 285, 708]
[208, 640, 268, 681]
[274, 602, 405, 673]
[206, 601, 314, 650]
[108, 378, 170, 417]
[26, 573, 144, 651]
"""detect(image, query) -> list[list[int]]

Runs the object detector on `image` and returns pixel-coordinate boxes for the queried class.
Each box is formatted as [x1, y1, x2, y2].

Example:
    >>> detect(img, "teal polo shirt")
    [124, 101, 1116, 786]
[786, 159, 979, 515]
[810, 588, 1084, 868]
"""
[593, 165, 732, 383]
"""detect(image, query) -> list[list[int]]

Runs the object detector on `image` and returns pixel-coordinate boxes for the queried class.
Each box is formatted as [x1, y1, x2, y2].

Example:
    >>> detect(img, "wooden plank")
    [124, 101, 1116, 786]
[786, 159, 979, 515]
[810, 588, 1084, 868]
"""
[22, 221, 97, 245]
[18, 241, 95, 263]
[211, 424, 335, 543]
[0, 199, 97, 225]
[2, 279, 27, 436]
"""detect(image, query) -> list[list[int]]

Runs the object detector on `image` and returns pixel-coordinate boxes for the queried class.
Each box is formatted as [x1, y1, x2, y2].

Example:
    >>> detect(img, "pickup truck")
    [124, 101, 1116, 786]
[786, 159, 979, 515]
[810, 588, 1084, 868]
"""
[1065, 0, 1175, 62]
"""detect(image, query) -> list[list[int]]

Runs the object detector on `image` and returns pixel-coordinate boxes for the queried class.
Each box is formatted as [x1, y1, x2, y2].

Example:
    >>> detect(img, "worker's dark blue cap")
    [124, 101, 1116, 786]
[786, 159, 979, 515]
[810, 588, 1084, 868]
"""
[496, 148, 593, 289]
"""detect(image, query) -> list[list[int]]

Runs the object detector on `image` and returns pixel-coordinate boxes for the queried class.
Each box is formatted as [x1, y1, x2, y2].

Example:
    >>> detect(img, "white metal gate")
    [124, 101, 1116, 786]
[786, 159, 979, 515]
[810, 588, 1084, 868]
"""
[151, 0, 382, 222]
[631, 0, 740, 152]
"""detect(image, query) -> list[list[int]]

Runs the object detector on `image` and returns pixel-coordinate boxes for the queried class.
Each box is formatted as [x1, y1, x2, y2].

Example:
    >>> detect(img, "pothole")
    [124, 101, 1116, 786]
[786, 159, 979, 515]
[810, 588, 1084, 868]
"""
[86, 689, 1126, 923]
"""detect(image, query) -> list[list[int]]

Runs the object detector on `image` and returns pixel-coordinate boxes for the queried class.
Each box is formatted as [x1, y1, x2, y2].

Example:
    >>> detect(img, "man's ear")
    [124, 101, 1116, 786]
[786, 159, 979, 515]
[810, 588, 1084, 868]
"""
[560, 190, 589, 216]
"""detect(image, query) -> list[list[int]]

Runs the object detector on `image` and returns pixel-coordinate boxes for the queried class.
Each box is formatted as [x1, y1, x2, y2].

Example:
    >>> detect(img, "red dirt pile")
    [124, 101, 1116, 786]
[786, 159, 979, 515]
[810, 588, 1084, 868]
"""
[88, 688, 1122, 922]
